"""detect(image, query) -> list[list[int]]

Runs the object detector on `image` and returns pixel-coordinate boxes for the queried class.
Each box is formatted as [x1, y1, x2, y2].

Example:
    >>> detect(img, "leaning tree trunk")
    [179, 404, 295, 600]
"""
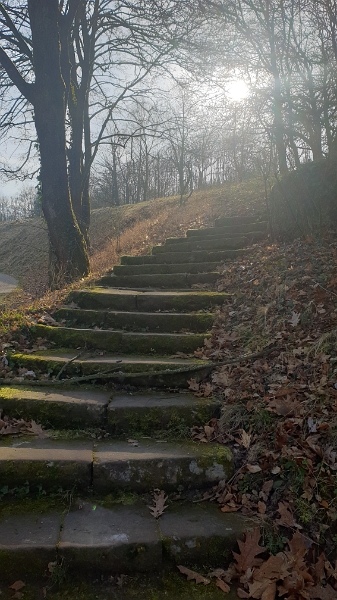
[28, 0, 89, 285]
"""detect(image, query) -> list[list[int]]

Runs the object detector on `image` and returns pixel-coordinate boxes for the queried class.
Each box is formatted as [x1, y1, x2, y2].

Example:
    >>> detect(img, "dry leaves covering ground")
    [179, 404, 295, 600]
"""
[186, 236, 337, 598]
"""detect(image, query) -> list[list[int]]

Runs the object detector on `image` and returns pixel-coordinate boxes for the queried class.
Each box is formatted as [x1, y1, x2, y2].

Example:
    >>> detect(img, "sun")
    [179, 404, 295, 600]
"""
[227, 79, 249, 102]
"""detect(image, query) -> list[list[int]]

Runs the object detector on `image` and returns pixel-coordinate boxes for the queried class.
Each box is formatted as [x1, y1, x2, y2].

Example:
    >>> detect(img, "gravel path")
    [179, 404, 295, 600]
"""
[0, 273, 18, 295]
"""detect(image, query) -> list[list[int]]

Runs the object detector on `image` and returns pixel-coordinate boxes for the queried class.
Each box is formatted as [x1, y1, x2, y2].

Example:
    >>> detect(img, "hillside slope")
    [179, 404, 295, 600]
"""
[0, 179, 265, 296]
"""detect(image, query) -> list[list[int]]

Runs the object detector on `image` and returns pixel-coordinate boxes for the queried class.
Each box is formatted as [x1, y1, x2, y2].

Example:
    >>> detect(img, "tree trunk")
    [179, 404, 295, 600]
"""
[28, 0, 89, 284]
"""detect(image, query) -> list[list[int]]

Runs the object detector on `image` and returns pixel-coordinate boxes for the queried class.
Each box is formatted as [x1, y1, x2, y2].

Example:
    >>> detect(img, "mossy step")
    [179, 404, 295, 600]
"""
[120, 249, 247, 265]
[99, 272, 219, 289]
[214, 215, 265, 227]
[31, 324, 209, 355]
[0, 385, 109, 428]
[69, 289, 230, 312]
[0, 503, 254, 581]
[55, 308, 214, 333]
[113, 262, 219, 276]
[9, 350, 211, 388]
[0, 386, 218, 434]
[187, 221, 268, 237]
[0, 437, 233, 492]
[152, 237, 246, 254]
[107, 391, 219, 435]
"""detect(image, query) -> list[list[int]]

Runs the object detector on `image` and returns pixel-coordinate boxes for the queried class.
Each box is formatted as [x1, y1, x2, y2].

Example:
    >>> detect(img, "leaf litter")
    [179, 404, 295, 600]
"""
[184, 238, 337, 596]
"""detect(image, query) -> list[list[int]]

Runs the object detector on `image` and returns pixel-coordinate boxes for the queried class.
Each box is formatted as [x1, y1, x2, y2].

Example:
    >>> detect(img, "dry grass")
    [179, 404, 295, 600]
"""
[0, 178, 265, 300]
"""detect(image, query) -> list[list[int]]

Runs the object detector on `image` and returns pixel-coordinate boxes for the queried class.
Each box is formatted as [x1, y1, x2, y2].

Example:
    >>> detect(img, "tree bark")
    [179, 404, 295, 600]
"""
[28, 0, 89, 284]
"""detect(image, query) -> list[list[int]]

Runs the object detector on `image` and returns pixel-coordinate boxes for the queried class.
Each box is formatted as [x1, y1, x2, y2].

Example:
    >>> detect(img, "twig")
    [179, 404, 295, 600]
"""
[1, 345, 279, 387]
[54, 350, 84, 380]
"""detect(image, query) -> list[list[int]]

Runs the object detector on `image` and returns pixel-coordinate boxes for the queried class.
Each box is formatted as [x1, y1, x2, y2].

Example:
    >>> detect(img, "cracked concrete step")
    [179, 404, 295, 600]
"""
[0, 438, 233, 493]
[215, 215, 265, 227]
[0, 503, 254, 580]
[9, 350, 212, 387]
[31, 324, 209, 355]
[120, 248, 247, 265]
[113, 261, 220, 276]
[99, 272, 219, 289]
[69, 289, 231, 312]
[54, 308, 214, 333]
[0, 387, 218, 433]
[152, 236, 247, 254]
[0, 385, 109, 428]
[186, 221, 268, 237]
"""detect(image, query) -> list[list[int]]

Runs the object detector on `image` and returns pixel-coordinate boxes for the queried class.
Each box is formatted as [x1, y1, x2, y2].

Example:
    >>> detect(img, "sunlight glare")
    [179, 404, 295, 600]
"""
[227, 79, 249, 102]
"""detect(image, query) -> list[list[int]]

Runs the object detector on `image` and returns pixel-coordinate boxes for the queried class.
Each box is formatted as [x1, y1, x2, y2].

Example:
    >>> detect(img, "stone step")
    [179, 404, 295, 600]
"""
[0, 386, 218, 433]
[31, 324, 209, 355]
[10, 350, 212, 388]
[69, 289, 230, 312]
[107, 391, 219, 435]
[0, 503, 253, 581]
[0, 385, 109, 428]
[55, 308, 214, 333]
[99, 272, 219, 289]
[163, 231, 265, 248]
[120, 248, 247, 265]
[152, 236, 247, 254]
[165, 231, 250, 244]
[113, 261, 219, 276]
[0, 438, 233, 493]
[186, 221, 268, 237]
[215, 215, 265, 227]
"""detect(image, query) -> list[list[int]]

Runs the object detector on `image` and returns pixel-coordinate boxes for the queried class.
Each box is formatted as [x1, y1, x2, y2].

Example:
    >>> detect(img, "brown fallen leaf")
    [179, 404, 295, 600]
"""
[177, 565, 210, 585]
[276, 502, 303, 529]
[216, 579, 230, 593]
[187, 378, 200, 392]
[28, 420, 49, 438]
[9, 581, 25, 591]
[246, 464, 262, 473]
[308, 584, 337, 599]
[233, 528, 266, 573]
[237, 588, 250, 598]
[148, 489, 168, 518]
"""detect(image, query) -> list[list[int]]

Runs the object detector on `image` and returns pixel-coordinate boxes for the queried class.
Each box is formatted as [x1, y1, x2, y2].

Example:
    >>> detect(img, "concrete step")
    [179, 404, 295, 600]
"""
[165, 231, 251, 244]
[54, 308, 214, 333]
[113, 261, 219, 276]
[69, 289, 230, 312]
[214, 215, 265, 227]
[31, 324, 209, 355]
[120, 248, 247, 265]
[10, 350, 212, 388]
[0, 503, 254, 581]
[99, 272, 219, 289]
[163, 232, 265, 248]
[187, 221, 268, 237]
[0, 385, 109, 428]
[0, 437, 233, 493]
[0, 386, 218, 434]
[152, 236, 247, 254]
[107, 391, 219, 435]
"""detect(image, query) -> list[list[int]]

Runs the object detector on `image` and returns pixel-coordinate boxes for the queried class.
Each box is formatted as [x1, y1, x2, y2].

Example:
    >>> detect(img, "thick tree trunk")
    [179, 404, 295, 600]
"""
[28, 0, 89, 285]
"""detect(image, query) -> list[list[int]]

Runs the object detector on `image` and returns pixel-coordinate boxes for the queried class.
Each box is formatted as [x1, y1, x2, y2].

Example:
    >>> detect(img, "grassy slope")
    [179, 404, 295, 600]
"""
[0, 179, 265, 297]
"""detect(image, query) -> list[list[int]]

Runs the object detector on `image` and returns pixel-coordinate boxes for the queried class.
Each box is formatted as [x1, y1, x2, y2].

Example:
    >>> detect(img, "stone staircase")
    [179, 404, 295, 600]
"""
[0, 215, 266, 585]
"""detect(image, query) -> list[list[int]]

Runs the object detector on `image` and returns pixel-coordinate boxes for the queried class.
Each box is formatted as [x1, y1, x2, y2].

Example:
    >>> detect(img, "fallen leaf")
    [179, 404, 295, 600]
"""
[246, 464, 262, 473]
[216, 579, 230, 593]
[233, 528, 266, 573]
[276, 502, 302, 529]
[188, 378, 200, 392]
[148, 489, 168, 518]
[308, 584, 337, 599]
[9, 582, 25, 591]
[177, 565, 210, 585]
